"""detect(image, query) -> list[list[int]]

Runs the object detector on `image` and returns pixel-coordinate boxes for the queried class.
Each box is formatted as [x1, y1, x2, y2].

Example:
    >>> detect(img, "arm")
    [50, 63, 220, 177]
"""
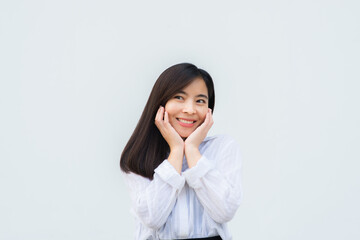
[183, 138, 243, 223]
[124, 160, 185, 230]
[155, 106, 184, 173]
[183, 109, 243, 222]
[122, 106, 185, 229]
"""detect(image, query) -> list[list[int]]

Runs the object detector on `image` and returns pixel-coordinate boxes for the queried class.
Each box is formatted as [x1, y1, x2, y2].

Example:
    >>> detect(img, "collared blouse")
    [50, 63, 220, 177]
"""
[123, 135, 243, 240]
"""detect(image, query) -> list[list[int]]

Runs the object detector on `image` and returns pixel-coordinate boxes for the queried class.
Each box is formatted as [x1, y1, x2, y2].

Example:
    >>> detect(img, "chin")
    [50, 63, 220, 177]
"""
[179, 133, 190, 138]
[178, 129, 195, 139]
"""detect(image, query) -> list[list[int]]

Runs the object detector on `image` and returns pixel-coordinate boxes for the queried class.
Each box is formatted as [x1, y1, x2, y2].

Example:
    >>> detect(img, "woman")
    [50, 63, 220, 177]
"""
[120, 63, 242, 240]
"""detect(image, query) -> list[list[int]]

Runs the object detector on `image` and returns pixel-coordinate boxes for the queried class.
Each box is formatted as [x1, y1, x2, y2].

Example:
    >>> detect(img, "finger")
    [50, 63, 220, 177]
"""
[164, 111, 177, 133]
[196, 111, 209, 130]
[155, 106, 164, 127]
[157, 106, 165, 120]
[161, 106, 165, 120]
[202, 112, 213, 131]
[203, 111, 210, 126]
[164, 110, 169, 123]
[208, 109, 214, 125]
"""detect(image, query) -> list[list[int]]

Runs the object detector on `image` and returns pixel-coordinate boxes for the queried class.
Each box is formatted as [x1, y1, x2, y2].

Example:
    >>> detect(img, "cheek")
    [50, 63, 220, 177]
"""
[164, 102, 172, 113]
[164, 101, 176, 119]
[198, 108, 208, 122]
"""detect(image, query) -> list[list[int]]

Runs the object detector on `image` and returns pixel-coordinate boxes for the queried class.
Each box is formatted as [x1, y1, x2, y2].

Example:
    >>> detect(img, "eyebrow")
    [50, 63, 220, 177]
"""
[177, 90, 208, 99]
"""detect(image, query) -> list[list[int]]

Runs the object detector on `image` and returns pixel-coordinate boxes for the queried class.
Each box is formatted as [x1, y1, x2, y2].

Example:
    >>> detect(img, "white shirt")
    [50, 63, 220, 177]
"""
[123, 135, 243, 240]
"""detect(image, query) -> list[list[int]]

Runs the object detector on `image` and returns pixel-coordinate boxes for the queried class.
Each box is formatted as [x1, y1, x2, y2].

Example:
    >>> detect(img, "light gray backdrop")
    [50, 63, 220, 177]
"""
[1, 0, 359, 239]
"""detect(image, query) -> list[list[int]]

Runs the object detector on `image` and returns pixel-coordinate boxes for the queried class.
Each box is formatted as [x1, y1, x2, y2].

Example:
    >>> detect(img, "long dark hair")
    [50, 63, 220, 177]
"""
[120, 63, 215, 180]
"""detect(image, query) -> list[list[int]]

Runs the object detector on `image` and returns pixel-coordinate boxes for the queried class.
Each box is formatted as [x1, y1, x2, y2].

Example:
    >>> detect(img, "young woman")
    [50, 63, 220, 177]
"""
[120, 63, 242, 240]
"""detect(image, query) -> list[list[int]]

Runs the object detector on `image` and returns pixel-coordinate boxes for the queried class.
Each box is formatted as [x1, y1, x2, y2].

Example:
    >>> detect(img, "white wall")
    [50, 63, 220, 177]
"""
[1, 0, 359, 239]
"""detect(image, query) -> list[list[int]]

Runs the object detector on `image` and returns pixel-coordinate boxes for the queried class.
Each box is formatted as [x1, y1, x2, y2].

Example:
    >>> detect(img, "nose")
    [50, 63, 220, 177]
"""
[183, 101, 196, 114]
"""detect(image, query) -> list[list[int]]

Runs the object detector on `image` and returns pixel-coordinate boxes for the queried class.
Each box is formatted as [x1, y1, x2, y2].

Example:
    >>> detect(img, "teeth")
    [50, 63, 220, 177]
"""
[178, 119, 194, 124]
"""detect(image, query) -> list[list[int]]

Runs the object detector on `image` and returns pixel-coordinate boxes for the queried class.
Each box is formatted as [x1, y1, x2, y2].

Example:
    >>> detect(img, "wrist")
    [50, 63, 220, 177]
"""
[184, 143, 198, 153]
[185, 147, 201, 168]
[170, 145, 184, 154]
[168, 147, 184, 174]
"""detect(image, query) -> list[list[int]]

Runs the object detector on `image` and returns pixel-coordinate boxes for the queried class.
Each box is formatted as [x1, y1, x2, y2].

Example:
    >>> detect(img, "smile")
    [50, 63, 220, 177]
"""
[176, 118, 196, 127]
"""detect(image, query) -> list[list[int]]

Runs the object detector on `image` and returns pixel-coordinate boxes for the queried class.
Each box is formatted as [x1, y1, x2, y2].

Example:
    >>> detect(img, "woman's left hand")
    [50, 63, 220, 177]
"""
[185, 108, 213, 153]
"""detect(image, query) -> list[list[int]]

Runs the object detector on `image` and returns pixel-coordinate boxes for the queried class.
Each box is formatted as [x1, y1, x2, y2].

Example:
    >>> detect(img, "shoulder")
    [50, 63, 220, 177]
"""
[201, 134, 241, 153]
[202, 134, 239, 147]
[121, 170, 151, 187]
[200, 134, 242, 167]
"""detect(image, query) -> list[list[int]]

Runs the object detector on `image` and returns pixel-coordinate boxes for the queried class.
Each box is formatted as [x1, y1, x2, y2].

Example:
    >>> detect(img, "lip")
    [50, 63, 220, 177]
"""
[176, 118, 197, 127]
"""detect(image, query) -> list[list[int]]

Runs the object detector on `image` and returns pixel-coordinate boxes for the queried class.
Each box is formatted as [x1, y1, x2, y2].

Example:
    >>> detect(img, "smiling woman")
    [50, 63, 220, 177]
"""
[120, 63, 242, 240]
[165, 78, 209, 138]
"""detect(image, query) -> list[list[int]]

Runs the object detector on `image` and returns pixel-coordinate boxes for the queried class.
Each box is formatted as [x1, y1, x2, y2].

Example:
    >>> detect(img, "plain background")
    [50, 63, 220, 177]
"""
[1, 0, 359, 239]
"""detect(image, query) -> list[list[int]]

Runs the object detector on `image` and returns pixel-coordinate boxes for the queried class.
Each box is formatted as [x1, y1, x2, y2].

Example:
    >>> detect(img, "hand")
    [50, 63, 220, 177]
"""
[154, 106, 184, 151]
[155, 106, 184, 174]
[184, 109, 213, 168]
[185, 108, 214, 150]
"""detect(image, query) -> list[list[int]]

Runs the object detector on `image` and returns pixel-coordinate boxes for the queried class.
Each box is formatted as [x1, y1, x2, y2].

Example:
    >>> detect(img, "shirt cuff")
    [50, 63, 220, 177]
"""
[182, 155, 214, 189]
[154, 160, 185, 190]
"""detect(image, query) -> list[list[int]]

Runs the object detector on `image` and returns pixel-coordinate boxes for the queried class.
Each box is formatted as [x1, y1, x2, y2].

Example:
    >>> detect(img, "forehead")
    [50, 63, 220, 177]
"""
[181, 78, 208, 95]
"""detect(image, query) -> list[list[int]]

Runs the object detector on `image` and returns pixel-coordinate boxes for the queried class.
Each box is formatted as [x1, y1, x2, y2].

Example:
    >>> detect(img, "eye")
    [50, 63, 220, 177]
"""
[174, 95, 183, 100]
[197, 99, 207, 104]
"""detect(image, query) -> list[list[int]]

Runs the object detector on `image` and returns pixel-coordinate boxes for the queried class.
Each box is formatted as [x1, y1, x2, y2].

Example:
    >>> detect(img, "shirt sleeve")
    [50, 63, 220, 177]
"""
[123, 160, 185, 230]
[182, 138, 243, 223]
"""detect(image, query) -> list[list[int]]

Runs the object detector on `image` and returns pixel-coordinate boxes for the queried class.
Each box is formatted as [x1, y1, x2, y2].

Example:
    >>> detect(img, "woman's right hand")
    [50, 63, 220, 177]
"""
[155, 106, 184, 174]
[155, 106, 184, 151]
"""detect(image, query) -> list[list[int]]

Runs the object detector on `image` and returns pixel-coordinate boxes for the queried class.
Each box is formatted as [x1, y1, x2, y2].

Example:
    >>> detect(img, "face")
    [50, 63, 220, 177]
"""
[165, 77, 209, 138]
